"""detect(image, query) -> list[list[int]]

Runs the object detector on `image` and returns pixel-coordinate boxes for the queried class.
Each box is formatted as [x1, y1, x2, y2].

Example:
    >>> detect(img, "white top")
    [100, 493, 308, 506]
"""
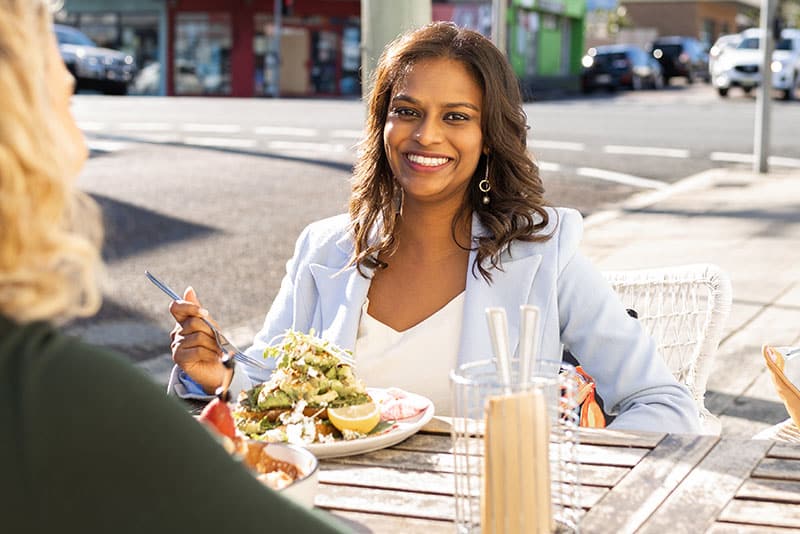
[354, 292, 465, 415]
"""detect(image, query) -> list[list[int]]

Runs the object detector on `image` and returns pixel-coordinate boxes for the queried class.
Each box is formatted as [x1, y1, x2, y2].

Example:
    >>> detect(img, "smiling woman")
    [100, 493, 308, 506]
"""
[170, 22, 702, 436]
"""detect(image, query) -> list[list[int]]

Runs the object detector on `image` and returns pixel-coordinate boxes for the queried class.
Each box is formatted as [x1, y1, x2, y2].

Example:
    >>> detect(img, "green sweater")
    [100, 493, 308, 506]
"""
[0, 315, 350, 533]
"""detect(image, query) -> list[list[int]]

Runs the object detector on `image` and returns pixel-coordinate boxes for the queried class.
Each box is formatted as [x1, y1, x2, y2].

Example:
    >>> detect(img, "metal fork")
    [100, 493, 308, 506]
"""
[145, 270, 272, 371]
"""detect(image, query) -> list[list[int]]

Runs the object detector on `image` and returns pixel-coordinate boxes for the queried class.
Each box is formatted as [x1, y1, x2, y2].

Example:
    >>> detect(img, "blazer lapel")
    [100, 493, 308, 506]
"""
[308, 234, 372, 351]
[458, 215, 543, 366]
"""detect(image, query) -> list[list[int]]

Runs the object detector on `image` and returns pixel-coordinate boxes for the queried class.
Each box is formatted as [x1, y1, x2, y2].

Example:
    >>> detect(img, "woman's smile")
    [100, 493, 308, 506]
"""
[404, 151, 452, 171]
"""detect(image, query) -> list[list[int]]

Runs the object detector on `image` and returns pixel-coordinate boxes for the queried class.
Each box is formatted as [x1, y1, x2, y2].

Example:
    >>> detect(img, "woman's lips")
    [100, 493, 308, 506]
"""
[404, 152, 451, 170]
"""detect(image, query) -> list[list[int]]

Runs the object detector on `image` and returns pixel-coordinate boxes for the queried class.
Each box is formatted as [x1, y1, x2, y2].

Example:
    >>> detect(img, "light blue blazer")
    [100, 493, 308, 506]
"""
[228, 207, 700, 434]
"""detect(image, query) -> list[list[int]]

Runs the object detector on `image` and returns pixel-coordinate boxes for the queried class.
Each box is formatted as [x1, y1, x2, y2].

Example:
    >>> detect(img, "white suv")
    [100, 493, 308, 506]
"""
[711, 28, 800, 100]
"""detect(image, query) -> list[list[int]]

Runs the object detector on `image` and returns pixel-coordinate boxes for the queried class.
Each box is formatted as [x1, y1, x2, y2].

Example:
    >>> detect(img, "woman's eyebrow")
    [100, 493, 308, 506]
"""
[391, 93, 480, 112]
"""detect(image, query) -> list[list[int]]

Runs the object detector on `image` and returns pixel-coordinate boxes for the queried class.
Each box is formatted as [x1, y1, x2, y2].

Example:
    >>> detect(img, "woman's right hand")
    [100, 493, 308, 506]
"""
[169, 287, 226, 394]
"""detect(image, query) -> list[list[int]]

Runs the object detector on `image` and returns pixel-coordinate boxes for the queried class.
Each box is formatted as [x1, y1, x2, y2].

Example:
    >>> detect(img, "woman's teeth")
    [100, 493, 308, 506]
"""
[407, 153, 449, 167]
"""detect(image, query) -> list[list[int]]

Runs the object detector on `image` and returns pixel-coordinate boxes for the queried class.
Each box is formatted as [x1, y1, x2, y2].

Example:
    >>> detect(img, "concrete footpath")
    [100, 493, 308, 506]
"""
[580, 165, 800, 438]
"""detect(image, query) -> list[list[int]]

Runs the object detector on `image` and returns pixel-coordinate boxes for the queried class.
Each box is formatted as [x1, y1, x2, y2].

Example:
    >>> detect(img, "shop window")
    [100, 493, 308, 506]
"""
[254, 15, 311, 96]
[341, 26, 360, 95]
[174, 13, 232, 95]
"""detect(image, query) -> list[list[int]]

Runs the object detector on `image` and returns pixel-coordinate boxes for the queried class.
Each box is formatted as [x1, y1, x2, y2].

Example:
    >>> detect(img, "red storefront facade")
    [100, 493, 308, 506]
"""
[166, 0, 360, 97]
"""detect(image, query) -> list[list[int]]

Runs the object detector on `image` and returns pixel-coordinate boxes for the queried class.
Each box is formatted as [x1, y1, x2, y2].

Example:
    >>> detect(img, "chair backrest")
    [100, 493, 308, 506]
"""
[602, 263, 732, 434]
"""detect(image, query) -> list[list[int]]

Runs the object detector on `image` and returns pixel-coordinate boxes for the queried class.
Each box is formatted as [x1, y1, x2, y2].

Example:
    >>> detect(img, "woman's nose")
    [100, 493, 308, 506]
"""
[413, 117, 442, 145]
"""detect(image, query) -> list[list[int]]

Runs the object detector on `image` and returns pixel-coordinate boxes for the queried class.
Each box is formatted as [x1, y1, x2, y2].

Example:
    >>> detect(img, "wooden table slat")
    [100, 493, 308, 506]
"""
[329, 509, 455, 534]
[324, 456, 630, 488]
[718, 498, 800, 529]
[421, 417, 666, 449]
[579, 433, 718, 534]
[319, 465, 611, 509]
[767, 443, 800, 460]
[577, 427, 666, 448]
[637, 438, 773, 534]
[752, 457, 800, 482]
[395, 434, 650, 468]
[708, 521, 800, 533]
[736, 478, 800, 504]
[315, 485, 456, 522]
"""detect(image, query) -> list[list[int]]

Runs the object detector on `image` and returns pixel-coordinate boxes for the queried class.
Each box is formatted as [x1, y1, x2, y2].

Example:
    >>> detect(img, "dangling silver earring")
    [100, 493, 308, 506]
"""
[479, 157, 491, 205]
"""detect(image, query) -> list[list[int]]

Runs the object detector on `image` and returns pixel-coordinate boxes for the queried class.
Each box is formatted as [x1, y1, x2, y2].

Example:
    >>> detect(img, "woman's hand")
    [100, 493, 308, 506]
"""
[169, 287, 226, 394]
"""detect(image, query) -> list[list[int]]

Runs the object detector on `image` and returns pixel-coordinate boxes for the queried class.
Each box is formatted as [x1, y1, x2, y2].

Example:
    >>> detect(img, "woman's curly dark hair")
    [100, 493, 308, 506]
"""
[349, 21, 552, 282]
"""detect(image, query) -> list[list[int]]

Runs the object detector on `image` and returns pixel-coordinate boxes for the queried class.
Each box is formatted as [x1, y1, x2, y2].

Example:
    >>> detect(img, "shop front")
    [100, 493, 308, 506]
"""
[507, 0, 586, 97]
[167, 0, 360, 97]
[56, 0, 167, 95]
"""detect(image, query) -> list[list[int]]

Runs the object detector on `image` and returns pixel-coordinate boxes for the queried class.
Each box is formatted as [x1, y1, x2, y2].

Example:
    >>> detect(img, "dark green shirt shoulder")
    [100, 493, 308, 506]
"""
[0, 315, 349, 534]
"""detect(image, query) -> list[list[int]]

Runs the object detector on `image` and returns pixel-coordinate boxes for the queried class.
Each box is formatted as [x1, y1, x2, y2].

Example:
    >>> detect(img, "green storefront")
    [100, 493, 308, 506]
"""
[508, 0, 586, 97]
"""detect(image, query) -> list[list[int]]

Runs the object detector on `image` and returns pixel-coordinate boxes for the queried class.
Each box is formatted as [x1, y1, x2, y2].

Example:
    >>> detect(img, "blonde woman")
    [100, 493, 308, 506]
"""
[0, 2, 348, 532]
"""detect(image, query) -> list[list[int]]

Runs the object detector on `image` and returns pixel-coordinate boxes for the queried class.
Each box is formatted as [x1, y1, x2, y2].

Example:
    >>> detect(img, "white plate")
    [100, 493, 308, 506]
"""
[304, 388, 435, 459]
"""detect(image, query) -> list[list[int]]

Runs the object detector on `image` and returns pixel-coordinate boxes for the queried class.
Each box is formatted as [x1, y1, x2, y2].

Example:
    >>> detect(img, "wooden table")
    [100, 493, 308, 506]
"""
[314, 420, 800, 533]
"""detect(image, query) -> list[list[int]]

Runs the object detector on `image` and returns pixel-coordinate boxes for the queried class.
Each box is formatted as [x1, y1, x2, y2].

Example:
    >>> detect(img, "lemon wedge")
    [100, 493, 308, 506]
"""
[327, 402, 381, 434]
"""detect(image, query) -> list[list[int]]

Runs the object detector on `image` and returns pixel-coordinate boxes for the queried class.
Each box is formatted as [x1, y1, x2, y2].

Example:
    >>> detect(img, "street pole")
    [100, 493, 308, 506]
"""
[754, 0, 775, 173]
[491, 0, 507, 54]
[360, 0, 431, 95]
[272, 0, 282, 98]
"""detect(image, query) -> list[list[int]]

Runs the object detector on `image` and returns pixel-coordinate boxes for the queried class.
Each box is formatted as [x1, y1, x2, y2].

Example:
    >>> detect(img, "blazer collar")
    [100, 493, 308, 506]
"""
[311, 213, 544, 364]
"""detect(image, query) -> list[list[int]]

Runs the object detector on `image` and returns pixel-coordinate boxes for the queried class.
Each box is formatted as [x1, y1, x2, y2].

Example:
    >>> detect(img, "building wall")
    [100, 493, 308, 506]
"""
[623, 2, 700, 38]
[622, 1, 752, 43]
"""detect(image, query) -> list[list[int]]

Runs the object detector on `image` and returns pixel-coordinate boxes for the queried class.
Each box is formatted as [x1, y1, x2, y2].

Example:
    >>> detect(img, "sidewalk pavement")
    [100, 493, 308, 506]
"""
[580, 164, 800, 438]
[136, 164, 800, 438]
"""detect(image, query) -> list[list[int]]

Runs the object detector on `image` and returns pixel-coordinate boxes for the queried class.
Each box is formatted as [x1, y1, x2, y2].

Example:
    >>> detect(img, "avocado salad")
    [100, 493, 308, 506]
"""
[233, 329, 372, 444]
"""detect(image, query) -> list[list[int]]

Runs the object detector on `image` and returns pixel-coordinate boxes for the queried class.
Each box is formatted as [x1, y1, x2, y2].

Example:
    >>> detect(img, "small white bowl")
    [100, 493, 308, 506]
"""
[245, 442, 319, 508]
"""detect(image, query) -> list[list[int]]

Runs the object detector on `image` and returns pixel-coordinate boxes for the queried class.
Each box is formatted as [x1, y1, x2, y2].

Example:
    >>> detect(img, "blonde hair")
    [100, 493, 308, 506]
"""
[0, 0, 103, 324]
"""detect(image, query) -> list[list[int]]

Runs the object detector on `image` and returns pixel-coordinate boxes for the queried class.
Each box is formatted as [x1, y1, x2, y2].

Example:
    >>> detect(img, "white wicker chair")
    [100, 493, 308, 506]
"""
[602, 263, 732, 435]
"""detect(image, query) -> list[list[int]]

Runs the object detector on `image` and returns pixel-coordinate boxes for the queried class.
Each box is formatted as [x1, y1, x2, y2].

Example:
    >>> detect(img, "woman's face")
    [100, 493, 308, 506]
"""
[46, 32, 88, 179]
[383, 57, 484, 208]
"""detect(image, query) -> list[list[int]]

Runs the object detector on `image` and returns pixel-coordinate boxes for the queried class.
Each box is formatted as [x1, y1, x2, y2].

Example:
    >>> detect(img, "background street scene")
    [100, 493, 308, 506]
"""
[68, 85, 799, 373]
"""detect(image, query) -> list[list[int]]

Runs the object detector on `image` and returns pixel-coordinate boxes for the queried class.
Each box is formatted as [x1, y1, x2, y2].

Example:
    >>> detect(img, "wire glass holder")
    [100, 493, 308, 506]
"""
[450, 358, 581, 533]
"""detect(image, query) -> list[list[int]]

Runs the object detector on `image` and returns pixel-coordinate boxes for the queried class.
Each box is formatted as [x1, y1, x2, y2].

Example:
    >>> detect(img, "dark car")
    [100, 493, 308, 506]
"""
[581, 44, 664, 93]
[649, 36, 710, 84]
[54, 24, 135, 95]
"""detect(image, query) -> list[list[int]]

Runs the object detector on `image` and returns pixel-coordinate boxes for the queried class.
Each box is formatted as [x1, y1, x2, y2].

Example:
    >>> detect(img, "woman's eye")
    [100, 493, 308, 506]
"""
[444, 112, 469, 121]
[390, 107, 418, 118]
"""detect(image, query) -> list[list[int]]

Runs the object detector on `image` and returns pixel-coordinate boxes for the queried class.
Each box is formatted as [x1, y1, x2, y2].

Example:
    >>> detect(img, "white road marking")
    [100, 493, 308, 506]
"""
[183, 137, 257, 149]
[576, 167, 667, 190]
[768, 156, 800, 168]
[254, 126, 317, 137]
[710, 152, 753, 163]
[77, 121, 107, 132]
[529, 139, 586, 151]
[331, 129, 364, 139]
[118, 122, 172, 131]
[267, 140, 347, 153]
[710, 152, 800, 168]
[87, 140, 128, 153]
[604, 145, 690, 159]
[537, 161, 562, 172]
[130, 133, 181, 144]
[181, 123, 241, 133]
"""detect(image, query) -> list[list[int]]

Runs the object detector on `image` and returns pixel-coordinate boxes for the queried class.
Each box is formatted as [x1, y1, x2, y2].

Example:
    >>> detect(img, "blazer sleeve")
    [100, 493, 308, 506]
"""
[555, 211, 701, 434]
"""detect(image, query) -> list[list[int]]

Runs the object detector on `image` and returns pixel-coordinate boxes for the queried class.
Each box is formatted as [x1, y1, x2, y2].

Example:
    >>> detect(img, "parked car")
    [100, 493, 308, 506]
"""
[54, 24, 135, 95]
[711, 28, 800, 100]
[708, 33, 743, 78]
[580, 44, 664, 93]
[649, 36, 710, 84]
